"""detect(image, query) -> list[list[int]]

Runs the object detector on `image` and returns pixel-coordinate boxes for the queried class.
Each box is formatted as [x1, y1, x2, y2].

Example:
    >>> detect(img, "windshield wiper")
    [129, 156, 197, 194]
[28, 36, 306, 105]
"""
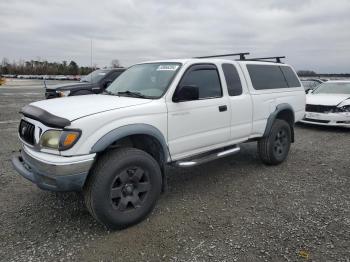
[103, 90, 116, 95]
[117, 91, 148, 98]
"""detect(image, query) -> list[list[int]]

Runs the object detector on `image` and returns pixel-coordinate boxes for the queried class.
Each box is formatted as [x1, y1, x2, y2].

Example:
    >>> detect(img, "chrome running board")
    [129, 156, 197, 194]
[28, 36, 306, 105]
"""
[174, 146, 240, 167]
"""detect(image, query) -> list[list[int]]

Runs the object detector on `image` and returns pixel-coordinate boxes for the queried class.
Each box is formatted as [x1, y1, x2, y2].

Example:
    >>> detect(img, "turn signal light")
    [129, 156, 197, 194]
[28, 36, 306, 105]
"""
[63, 133, 79, 147]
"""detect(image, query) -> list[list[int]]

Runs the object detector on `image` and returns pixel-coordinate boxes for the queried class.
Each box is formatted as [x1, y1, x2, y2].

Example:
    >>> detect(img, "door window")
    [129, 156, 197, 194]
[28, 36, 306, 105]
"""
[178, 65, 222, 99]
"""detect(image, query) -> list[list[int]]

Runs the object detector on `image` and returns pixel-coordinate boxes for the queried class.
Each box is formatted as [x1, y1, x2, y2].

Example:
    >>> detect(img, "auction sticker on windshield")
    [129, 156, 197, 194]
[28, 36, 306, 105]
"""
[156, 65, 179, 71]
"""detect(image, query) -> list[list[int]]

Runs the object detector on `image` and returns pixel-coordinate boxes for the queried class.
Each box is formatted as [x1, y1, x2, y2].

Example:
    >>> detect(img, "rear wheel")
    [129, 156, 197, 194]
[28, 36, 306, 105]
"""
[258, 119, 291, 165]
[84, 148, 162, 230]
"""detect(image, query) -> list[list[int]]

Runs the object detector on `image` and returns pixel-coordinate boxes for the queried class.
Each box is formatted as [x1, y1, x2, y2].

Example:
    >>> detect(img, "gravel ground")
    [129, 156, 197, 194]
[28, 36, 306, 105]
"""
[0, 80, 349, 262]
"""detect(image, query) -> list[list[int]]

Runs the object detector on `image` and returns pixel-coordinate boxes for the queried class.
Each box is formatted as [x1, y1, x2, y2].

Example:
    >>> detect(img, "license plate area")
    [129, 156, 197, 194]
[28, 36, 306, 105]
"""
[305, 112, 322, 119]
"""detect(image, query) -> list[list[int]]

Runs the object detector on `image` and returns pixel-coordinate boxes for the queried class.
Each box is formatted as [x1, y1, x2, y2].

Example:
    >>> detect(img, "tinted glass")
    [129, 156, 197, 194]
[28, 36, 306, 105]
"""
[247, 64, 288, 90]
[180, 68, 222, 99]
[280, 66, 301, 87]
[108, 71, 123, 81]
[222, 63, 242, 96]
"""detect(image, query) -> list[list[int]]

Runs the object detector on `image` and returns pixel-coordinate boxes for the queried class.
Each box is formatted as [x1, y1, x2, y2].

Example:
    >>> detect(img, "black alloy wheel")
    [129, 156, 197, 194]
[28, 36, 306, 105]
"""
[273, 129, 289, 157]
[84, 148, 162, 230]
[110, 167, 150, 212]
[258, 119, 291, 165]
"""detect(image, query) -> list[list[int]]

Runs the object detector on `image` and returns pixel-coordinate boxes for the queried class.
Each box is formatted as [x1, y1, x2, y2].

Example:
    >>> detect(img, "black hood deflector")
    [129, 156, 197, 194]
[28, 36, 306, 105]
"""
[20, 105, 71, 128]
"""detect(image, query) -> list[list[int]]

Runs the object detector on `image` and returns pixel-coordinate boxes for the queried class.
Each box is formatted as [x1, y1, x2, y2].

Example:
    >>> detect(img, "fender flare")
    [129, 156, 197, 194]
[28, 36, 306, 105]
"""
[263, 103, 295, 142]
[90, 124, 171, 162]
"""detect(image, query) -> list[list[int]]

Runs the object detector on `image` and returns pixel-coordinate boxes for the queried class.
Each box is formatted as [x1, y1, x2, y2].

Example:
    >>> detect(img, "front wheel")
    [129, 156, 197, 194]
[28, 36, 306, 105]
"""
[258, 119, 291, 165]
[84, 148, 162, 230]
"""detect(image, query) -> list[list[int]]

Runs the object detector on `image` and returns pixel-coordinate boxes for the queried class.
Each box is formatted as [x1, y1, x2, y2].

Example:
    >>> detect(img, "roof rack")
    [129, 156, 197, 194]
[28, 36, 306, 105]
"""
[244, 56, 286, 63]
[194, 52, 250, 60]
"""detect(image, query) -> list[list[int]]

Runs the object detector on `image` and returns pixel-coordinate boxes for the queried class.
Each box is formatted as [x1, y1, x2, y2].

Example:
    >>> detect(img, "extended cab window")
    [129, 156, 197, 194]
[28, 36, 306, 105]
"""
[179, 65, 222, 99]
[222, 63, 242, 96]
[280, 66, 301, 87]
[247, 64, 301, 90]
[247, 64, 287, 90]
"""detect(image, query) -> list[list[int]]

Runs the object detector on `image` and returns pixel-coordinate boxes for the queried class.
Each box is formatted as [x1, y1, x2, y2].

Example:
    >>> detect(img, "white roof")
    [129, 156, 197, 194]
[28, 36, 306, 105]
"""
[138, 58, 289, 66]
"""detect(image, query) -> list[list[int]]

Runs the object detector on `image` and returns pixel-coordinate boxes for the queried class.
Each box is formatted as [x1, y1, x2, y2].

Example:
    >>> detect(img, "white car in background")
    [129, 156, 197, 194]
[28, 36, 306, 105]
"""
[300, 81, 350, 127]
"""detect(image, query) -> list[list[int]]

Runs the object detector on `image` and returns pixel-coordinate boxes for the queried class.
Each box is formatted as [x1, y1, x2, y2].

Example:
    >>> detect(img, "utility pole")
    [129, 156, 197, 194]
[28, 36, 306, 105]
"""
[90, 39, 93, 82]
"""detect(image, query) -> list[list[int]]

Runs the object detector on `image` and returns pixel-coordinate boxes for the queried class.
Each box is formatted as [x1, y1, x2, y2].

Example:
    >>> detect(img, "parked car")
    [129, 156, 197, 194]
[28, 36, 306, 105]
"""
[45, 68, 125, 98]
[301, 79, 324, 93]
[54, 75, 68, 80]
[300, 81, 350, 127]
[12, 55, 305, 229]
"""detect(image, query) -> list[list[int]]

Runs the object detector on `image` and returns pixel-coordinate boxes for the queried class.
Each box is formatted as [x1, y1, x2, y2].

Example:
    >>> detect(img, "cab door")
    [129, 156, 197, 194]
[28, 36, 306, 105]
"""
[166, 64, 231, 160]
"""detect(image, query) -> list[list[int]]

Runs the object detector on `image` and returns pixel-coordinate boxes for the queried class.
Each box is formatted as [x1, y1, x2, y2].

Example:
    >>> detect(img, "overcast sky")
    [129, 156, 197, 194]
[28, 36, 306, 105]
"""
[0, 0, 349, 73]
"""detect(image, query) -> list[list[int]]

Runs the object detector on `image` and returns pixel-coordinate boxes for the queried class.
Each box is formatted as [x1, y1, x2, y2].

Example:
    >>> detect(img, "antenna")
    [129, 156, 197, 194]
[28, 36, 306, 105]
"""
[194, 52, 250, 60]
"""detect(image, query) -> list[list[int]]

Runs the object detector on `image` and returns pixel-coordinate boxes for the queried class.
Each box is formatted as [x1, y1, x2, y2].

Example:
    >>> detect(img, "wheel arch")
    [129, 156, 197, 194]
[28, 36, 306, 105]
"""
[90, 124, 171, 162]
[263, 103, 295, 142]
[89, 124, 170, 192]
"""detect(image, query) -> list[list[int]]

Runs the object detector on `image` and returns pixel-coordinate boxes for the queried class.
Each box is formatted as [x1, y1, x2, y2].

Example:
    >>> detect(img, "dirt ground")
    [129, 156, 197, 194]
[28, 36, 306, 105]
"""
[0, 80, 349, 262]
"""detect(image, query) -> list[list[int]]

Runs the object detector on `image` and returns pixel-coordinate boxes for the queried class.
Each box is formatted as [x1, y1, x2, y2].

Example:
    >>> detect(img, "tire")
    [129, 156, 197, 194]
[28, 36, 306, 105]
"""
[258, 119, 291, 165]
[84, 147, 162, 230]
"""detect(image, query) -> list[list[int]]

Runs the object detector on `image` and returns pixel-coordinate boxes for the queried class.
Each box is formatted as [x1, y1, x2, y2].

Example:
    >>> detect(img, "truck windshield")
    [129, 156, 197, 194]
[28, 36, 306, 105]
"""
[81, 69, 110, 83]
[106, 63, 181, 98]
[313, 82, 350, 95]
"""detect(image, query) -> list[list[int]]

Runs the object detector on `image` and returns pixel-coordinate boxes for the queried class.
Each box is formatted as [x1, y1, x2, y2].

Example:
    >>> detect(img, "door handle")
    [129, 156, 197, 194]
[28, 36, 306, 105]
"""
[218, 105, 227, 112]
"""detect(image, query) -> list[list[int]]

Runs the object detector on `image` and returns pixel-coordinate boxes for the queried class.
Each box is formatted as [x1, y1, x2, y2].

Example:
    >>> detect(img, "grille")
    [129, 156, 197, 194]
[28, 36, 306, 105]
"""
[19, 120, 35, 145]
[305, 104, 335, 113]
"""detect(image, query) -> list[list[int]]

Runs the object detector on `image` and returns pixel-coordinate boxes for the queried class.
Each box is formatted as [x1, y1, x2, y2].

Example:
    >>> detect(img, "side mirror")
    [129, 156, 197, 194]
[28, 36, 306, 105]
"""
[173, 85, 199, 102]
[307, 89, 313, 94]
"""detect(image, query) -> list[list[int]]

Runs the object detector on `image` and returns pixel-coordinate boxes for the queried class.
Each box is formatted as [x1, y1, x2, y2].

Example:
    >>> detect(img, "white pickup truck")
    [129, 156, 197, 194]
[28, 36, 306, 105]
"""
[12, 54, 305, 229]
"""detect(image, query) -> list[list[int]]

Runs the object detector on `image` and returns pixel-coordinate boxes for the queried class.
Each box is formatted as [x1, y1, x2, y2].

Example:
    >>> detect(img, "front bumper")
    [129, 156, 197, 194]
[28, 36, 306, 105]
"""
[11, 145, 95, 191]
[300, 111, 350, 127]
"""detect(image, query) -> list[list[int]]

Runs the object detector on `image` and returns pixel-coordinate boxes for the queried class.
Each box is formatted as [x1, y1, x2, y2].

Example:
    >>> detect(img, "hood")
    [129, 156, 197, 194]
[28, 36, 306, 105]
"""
[306, 93, 350, 106]
[30, 94, 152, 121]
[46, 82, 94, 91]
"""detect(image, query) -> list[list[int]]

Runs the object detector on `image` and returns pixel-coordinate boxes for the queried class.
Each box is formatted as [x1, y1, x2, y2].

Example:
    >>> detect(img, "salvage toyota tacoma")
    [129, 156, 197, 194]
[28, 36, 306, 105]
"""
[12, 53, 306, 229]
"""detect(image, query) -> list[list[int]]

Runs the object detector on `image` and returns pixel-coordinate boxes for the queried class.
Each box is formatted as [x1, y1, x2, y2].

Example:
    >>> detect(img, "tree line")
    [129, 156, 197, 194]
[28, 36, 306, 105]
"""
[0, 58, 95, 76]
[297, 70, 350, 77]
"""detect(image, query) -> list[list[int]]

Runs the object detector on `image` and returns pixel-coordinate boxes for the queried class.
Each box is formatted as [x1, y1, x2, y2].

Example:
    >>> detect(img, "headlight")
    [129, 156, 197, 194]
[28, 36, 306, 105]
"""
[336, 105, 350, 113]
[40, 130, 60, 149]
[40, 129, 81, 150]
[56, 90, 71, 97]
